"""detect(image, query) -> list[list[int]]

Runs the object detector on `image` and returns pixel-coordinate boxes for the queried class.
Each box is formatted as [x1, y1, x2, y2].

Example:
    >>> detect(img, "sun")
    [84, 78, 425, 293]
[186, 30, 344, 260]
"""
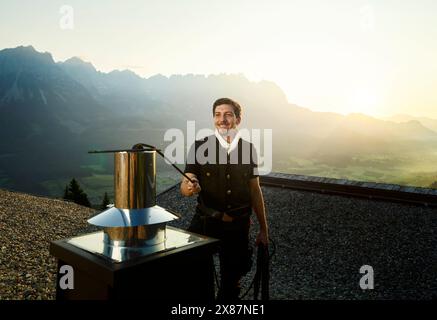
[347, 88, 380, 116]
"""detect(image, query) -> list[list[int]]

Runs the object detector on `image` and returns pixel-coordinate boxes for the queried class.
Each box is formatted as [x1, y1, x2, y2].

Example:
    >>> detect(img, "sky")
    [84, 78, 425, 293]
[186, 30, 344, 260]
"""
[1, 0, 437, 119]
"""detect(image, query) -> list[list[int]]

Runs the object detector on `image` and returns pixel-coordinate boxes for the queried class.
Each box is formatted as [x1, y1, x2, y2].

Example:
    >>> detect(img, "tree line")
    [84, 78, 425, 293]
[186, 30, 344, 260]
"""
[63, 178, 110, 209]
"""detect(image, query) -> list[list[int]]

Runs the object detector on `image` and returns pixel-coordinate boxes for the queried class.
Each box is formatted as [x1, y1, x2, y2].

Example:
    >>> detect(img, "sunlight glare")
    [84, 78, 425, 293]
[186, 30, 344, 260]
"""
[347, 88, 379, 116]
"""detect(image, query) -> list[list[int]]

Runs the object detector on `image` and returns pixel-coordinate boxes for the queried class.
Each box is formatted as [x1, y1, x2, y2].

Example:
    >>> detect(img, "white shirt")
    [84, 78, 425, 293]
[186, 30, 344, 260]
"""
[214, 129, 241, 154]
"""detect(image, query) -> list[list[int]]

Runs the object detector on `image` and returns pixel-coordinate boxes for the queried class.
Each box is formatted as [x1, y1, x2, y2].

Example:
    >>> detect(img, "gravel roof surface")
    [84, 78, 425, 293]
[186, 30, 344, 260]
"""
[0, 183, 436, 300]
[158, 184, 437, 300]
[0, 188, 97, 300]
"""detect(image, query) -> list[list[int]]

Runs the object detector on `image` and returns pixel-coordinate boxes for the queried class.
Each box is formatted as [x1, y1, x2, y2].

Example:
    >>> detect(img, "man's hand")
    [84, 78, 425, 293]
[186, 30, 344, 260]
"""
[185, 177, 201, 195]
[180, 173, 201, 197]
[256, 230, 269, 246]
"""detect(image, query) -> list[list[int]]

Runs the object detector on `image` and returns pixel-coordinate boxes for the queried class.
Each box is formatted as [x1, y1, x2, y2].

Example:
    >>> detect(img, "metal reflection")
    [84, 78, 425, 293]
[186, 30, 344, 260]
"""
[68, 226, 206, 262]
[87, 148, 179, 248]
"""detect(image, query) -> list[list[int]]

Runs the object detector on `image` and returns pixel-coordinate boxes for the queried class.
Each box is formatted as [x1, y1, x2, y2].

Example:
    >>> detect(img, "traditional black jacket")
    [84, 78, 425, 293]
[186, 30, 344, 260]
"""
[184, 135, 258, 213]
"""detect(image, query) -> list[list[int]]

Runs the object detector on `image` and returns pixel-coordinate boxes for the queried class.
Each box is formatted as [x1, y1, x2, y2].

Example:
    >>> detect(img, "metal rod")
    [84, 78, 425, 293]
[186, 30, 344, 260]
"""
[88, 143, 195, 183]
[155, 149, 195, 184]
[88, 148, 158, 153]
[130, 143, 196, 184]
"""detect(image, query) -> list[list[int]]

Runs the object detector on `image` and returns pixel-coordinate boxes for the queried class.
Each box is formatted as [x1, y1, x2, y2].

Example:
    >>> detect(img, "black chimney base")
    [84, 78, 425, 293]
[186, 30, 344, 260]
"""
[50, 229, 219, 301]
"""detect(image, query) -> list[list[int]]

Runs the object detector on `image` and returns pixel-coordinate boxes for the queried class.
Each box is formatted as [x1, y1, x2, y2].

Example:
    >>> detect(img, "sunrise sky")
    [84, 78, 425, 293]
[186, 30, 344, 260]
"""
[1, 0, 437, 118]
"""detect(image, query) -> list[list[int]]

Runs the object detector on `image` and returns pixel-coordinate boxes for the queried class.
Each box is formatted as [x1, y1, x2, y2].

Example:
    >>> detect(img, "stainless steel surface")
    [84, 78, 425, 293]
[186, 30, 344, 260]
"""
[114, 151, 156, 209]
[67, 226, 207, 262]
[103, 223, 166, 247]
[87, 206, 179, 227]
[87, 148, 181, 248]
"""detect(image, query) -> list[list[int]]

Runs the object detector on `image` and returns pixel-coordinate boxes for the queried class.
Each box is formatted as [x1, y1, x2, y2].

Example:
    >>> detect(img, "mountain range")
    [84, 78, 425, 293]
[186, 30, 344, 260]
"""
[1, 45, 437, 199]
[384, 114, 437, 133]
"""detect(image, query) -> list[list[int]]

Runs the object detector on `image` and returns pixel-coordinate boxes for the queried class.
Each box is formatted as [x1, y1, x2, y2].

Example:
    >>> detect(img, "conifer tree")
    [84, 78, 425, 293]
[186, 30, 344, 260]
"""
[63, 185, 69, 200]
[63, 178, 91, 207]
[101, 192, 110, 210]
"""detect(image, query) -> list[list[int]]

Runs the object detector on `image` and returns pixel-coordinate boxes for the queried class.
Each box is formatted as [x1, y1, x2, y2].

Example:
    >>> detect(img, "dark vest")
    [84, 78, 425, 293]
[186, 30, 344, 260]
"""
[185, 135, 257, 213]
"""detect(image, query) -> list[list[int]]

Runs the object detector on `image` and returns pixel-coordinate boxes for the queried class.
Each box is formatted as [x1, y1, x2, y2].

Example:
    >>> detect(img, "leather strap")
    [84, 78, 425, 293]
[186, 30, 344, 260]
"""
[197, 200, 251, 222]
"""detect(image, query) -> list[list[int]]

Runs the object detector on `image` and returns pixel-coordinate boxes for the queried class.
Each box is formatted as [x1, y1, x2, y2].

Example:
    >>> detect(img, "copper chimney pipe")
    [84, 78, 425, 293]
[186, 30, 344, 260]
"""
[114, 151, 156, 208]
[87, 145, 179, 248]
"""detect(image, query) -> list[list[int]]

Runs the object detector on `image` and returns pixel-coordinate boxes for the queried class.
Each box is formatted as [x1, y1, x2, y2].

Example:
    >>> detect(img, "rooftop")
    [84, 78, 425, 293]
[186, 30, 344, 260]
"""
[158, 172, 437, 299]
[0, 172, 436, 300]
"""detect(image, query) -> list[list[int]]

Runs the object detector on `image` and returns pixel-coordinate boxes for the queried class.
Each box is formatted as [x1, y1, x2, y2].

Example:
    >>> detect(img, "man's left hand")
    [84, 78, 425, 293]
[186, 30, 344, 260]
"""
[256, 230, 269, 246]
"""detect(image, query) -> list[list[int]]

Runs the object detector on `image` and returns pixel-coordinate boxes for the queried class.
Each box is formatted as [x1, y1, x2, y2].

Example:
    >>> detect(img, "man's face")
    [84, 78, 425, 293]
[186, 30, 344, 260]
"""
[214, 104, 241, 133]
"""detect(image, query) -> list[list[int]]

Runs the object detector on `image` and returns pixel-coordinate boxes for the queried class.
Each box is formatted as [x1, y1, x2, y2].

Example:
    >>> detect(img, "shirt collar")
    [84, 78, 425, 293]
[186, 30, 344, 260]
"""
[214, 129, 241, 154]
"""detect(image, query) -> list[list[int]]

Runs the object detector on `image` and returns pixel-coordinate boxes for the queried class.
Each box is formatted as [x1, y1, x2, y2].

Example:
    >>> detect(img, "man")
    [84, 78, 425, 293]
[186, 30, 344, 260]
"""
[180, 97, 269, 300]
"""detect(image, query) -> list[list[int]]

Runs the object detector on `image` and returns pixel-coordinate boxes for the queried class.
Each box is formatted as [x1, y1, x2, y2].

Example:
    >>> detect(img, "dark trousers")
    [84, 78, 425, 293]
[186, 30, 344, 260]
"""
[188, 211, 252, 300]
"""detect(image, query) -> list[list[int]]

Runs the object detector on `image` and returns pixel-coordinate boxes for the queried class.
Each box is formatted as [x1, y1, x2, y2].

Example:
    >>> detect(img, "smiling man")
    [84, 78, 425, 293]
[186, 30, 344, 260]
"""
[180, 97, 269, 300]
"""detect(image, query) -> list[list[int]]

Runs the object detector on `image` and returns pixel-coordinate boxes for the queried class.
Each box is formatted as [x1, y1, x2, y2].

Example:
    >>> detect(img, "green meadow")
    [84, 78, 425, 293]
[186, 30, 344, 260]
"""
[40, 171, 181, 206]
[276, 154, 437, 188]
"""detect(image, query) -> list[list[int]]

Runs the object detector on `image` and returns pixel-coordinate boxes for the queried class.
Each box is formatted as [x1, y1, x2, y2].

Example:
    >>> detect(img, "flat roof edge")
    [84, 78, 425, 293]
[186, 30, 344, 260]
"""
[260, 172, 437, 207]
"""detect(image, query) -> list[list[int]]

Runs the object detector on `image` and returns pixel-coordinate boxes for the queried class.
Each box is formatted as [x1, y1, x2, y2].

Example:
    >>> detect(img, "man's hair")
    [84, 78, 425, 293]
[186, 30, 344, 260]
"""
[212, 98, 242, 118]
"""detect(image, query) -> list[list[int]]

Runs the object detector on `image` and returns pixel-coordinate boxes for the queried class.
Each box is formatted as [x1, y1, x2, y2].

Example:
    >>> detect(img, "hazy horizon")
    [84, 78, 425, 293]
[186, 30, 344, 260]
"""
[2, 42, 437, 199]
[1, 0, 437, 119]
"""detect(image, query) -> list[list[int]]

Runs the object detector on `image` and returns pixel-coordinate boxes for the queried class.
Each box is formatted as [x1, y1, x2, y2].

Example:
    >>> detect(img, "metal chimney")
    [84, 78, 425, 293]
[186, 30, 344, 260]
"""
[87, 145, 179, 248]
[50, 143, 219, 300]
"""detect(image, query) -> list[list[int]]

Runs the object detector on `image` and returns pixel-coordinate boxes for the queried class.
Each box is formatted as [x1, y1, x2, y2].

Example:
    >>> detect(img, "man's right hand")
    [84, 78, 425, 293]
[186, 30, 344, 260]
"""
[181, 173, 202, 197]
[185, 177, 201, 195]
[180, 173, 202, 197]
